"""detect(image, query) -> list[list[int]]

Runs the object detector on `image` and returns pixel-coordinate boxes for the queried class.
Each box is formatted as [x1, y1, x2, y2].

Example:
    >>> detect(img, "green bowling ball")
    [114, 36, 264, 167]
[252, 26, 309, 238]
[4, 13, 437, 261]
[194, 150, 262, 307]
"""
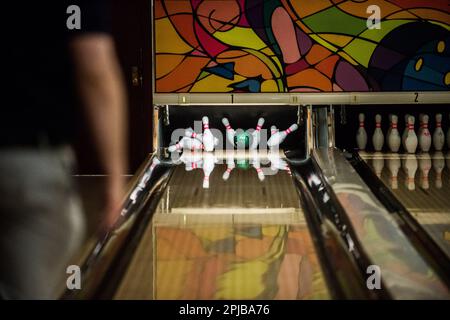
[236, 159, 250, 170]
[234, 129, 250, 149]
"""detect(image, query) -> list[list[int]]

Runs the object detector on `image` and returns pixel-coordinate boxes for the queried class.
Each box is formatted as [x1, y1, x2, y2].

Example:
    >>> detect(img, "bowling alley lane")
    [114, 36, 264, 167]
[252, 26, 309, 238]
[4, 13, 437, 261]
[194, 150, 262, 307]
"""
[360, 152, 450, 259]
[114, 161, 330, 300]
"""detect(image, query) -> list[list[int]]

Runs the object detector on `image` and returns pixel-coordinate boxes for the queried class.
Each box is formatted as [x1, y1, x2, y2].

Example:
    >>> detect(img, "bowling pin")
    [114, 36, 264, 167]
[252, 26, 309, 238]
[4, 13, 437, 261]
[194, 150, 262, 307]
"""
[372, 157, 384, 178]
[168, 137, 203, 152]
[404, 116, 418, 154]
[271, 125, 279, 136]
[402, 114, 410, 147]
[403, 155, 418, 190]
[356, 113, 367, 150]
[202, 116, 215, 152]
[417, 114, 424, 138]
[267, 123, 298, 148]
[418, 114, 431, 152]
[387, 156, 401, 189]
[418, 154, 431, 190]
[433, 152, 444, 189]
[249, 117, 265, 150]
[372, 114, 384, 152]
[387, 114, 401, 153]
[222, 154, 235, 181]
[222, 117, 236, 148]
[433, 113, 445, 151]
[202, 152, 216, 189]
[185, 127, 203, 142]
[447, 114, 450, 149]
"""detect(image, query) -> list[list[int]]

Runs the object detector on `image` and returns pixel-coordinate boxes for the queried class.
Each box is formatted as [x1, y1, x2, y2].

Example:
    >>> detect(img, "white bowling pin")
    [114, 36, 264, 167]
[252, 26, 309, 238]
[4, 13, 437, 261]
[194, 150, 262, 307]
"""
[356, 113, 367, 150]
[447, 114, 450, 149]
[402, 114, 410, 147]
[403, 155, 418, 190]
[418, 154, 431, 190]
[433, 113, 445, 151]
[418, 114, 431, 152]
[202, 152, 216, 188]
[202, 116, 215, 152]
[433, 152, 444, 189]
[387, 156, 401, 189]
[249, 117, 265, 150]
[267, 124, 298, 148]
[271, 125, 279, 136]
[168, 137, 203, 152]
[372, 114, 384, 151]
[372, 157, 384, 178]
[185, 127, 203, 142]
[404, 116, 418, 154]
[222, 117, 236, 148]
[387, 114, 401, 153]
[222, 154, 235, 181]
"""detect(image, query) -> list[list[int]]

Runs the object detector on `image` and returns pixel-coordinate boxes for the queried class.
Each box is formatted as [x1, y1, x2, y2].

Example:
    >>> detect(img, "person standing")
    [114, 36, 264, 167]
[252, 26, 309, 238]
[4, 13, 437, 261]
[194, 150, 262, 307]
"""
[0, 0, 128, 299]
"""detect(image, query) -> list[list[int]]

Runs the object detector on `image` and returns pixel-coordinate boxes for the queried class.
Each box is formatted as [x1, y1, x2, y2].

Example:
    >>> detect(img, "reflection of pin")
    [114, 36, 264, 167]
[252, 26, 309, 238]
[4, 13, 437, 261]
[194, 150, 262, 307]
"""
[387, 114, 401, 153]
[267, 123, 298, 148]
[185, 160, 203, 171]
[404, 116, 418, 154]
[372, 114, 384, 151]
[419, 154, 431, 190]
[268, 151, 290, 175]
[356, 113, 367, 150]
[168, 137, 203, 152]
[403, 155, 418, 190]
[418, 114, 431, 152]
[387, 156, 400, 189]
[433, 113, 445, 151]
[402, 114, 410, 147]
[202, 116, 214, 152]
[139, 158, 160, 188]
[433, 152, 444, 189]
[372, 157, 384, 178]
[222, 154, 235, 181]
[202, 152, 216, 189]
[222, 117, 235, 148]
[251, 154, 265, 181]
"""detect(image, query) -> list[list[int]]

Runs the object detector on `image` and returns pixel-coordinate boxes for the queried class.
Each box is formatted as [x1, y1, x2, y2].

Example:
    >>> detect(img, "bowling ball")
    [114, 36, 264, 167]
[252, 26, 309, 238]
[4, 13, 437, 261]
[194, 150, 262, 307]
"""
[236, 159, 250, 170]
[234, 129, 250, 149]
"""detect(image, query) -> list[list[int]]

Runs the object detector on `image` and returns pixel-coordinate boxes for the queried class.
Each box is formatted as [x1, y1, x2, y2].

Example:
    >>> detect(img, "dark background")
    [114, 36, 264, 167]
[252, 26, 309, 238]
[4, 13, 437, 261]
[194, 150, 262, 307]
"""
[75, 0, 153, 174]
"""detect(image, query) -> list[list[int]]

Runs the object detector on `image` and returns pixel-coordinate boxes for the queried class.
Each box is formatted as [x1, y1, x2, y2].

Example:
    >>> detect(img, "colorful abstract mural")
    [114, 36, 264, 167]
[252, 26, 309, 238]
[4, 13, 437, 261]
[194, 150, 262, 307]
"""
[154, 0, 450, 93]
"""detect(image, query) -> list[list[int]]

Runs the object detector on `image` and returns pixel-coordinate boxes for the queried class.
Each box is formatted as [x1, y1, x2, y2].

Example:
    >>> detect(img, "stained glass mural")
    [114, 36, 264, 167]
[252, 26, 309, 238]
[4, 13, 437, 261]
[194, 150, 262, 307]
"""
[154, 0, 450, 93]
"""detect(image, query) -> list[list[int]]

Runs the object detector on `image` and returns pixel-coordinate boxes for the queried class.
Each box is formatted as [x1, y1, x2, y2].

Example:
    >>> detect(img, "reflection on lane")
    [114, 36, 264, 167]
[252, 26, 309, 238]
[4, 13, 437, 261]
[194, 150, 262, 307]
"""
[115, 153, 329, 300]
[361, 152, 450, 259]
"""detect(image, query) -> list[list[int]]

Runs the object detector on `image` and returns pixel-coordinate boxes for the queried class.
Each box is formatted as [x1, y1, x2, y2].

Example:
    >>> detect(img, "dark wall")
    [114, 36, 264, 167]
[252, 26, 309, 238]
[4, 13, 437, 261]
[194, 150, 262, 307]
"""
[75, 0, 153, 174]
